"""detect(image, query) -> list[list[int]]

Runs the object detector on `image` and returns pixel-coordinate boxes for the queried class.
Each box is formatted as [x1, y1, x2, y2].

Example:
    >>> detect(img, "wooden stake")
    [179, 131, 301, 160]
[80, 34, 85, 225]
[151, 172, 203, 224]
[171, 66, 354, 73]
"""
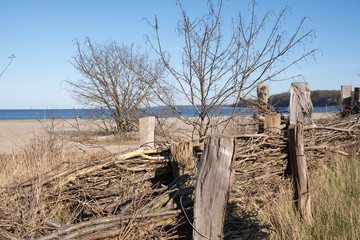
[289, 82, 314, 126]
[288, 124, 313, 225]
[139, 117, 156, 149]
[193, 136, 235, 240]
[257, 84, 269, 106]
[264, 113, 281, 134]
[353, 87, 360, 114]
[341, 85, 352, 112]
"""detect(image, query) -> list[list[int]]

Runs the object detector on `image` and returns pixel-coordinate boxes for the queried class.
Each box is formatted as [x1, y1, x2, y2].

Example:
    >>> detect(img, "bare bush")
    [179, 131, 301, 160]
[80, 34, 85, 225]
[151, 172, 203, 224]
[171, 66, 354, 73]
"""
[67, 38, 164, 133]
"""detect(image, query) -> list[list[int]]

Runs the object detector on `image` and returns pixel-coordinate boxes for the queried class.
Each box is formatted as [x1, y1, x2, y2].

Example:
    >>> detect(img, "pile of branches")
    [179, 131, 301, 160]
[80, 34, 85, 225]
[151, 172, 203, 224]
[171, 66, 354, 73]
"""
[304, 114, 360, 167]
[0, 147, 265, 239]
[0, 149, 191, 239]
[230, 133, 289, 211]
[228, 113, 360, 213]
[1, 114, 359, 239]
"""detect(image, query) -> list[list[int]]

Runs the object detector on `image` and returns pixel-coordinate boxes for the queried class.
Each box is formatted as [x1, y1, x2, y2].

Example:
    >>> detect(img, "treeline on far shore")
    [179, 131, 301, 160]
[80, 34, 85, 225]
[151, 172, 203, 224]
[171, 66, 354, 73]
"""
[268, 90, 341, 107]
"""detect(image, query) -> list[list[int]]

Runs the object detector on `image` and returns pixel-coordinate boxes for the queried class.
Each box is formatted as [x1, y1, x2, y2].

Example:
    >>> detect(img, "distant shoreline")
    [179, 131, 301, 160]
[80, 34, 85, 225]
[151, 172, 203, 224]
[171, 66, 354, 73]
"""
[0, 106, 340, 121]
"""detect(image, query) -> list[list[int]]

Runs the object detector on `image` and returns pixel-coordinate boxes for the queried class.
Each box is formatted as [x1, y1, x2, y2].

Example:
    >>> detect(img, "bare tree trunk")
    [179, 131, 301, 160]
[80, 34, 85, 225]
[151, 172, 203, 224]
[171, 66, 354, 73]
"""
[199, 122, 206, 138]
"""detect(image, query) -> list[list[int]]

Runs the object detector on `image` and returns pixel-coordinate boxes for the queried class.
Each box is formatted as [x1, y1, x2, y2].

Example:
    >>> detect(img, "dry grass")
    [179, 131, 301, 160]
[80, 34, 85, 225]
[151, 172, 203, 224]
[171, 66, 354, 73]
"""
[0, 130, 109, 237]
[258, 156, 360, 239]
[0, 128, 181, 239]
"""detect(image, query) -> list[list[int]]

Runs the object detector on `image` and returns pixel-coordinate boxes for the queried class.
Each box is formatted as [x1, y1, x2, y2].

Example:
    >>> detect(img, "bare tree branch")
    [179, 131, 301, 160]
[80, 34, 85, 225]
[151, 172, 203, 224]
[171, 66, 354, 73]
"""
[0, 54, 15, 79]
[146, 0, 317, 138]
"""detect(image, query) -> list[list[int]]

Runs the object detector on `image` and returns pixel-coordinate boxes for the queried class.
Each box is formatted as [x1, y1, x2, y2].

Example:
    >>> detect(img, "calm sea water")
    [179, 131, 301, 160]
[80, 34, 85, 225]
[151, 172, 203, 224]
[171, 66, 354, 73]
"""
[0, 106, 340, 120]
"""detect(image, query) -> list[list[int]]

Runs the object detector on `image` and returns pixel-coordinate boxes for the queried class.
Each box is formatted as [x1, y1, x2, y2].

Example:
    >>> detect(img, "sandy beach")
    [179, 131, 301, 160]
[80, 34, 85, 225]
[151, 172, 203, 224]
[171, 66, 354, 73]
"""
[0, 119, 139, 154]
[0, 112, 338, 154]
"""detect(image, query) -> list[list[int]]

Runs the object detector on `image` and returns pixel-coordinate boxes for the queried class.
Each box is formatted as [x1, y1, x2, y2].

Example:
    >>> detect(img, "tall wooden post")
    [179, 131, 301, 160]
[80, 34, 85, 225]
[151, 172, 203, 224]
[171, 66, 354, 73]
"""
[341, 85, 352, 111]
[289, 82, 314, 126]
[289, 82, 313, 225]
[353, 87, 360, 114]
[193, 136, 235, 240]
[257, 84, 270, 133]
[288, 124, 313, 225]
[139, 117, 156, 149]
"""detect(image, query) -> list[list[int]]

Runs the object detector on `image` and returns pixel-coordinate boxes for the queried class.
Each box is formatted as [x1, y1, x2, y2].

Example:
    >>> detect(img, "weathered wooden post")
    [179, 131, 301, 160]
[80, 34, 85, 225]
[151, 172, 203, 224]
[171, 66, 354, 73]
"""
[264, 113, 281, 134]
[193, 136, 235, 240]
[353, 87, 360, 114]
[256, 84, 270, 133]
[139, 117, 156, 149]
[289, 82, 314, 126]
[288, 124, 313, 225]
[257, 84, 269, 106]
[341, 85, 352, 116]
[288, 82, 314, 225]
[170, 141, 194, 178]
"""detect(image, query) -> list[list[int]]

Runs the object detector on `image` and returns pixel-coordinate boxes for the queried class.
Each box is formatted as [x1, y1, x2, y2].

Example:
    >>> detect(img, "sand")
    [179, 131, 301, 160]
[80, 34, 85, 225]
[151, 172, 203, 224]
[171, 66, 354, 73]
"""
[0, 119, 139, 154]
[0, 112, 337, 154]
[0, 120, 45, 154]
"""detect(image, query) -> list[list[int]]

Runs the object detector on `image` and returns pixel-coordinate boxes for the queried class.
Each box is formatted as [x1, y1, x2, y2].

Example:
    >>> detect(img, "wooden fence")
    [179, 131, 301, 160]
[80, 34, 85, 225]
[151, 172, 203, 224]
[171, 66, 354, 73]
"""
[3, 82, 360, 239]
[169, 82, 359, 238]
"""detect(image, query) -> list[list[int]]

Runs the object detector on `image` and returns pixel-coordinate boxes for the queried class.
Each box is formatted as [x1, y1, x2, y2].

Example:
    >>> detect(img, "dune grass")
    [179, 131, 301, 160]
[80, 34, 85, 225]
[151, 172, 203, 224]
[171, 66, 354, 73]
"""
[259, 156, 360, 239]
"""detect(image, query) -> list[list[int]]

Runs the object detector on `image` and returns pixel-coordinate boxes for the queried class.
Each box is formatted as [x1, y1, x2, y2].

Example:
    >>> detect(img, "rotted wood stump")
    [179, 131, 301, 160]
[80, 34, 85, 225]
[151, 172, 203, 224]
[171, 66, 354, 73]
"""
[170, 141, 194, 178]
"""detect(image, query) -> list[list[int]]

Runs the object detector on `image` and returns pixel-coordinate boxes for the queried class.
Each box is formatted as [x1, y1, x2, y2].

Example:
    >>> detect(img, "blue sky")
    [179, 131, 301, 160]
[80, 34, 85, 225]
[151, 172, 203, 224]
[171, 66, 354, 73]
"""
[0, 0, 359, 109]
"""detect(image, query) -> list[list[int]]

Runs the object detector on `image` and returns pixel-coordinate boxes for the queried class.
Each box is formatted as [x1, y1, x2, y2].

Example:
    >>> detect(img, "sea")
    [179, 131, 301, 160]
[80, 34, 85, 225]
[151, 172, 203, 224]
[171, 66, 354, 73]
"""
[0, 106, 340, 120]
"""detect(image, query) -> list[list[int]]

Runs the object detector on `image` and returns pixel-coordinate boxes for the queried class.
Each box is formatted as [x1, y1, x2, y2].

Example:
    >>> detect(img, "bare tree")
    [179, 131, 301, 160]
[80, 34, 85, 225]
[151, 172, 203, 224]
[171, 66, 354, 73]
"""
[67, 38, 164, 133]
[146, 0, 317, 138]
[0, 54, 15, 79]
